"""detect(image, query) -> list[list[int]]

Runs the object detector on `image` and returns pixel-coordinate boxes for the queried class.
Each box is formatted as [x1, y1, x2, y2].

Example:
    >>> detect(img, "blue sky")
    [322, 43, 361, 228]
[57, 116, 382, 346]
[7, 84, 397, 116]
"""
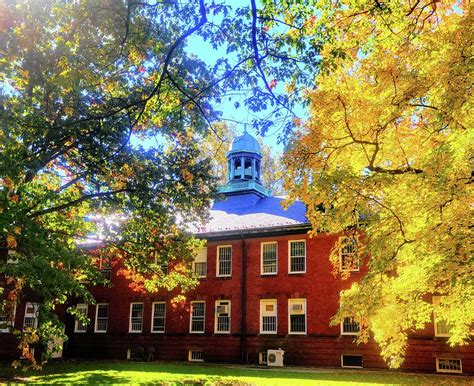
[133, 1, 311, 154]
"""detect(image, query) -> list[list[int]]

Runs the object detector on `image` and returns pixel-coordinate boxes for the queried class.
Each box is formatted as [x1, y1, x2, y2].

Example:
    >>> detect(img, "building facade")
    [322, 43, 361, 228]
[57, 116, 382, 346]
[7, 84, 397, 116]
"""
[1, 132, 472, 374]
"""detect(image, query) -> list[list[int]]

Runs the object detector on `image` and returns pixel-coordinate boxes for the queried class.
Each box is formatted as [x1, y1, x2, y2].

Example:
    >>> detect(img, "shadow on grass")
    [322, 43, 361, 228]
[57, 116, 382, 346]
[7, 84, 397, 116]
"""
[1, 360, 471, 385]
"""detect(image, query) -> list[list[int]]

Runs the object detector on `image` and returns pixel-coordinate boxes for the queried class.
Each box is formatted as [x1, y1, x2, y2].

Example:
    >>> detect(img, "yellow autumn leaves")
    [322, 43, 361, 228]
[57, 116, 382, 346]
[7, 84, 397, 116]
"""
[284, 0, 473, 368]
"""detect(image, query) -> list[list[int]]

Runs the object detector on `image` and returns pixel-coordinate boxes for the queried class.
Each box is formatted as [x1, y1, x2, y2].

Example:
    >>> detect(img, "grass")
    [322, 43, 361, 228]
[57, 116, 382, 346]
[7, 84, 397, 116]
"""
[0, 360, 472, 385]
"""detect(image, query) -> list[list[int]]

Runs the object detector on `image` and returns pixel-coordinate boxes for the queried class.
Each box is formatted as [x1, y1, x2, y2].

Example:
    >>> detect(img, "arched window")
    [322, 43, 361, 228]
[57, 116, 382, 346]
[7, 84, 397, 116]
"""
[255, 160, 260, 181]
[244, 157, 252, 179]
[233, 158, 241, 179]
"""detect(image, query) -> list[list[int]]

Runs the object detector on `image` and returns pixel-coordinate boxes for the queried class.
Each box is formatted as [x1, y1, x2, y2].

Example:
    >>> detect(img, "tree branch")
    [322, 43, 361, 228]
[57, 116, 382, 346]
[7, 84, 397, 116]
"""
[250, 0, 298, 118]
[27, 189, 132, 219]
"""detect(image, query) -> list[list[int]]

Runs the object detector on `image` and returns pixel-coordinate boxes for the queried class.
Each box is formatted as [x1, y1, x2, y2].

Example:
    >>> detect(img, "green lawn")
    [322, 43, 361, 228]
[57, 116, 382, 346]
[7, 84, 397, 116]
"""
[1, 360, 472, 385]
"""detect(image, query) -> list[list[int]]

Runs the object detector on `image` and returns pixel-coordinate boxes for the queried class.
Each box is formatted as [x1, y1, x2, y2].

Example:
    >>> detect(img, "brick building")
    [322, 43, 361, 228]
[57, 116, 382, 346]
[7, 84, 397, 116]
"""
[1, 132, 472, 374]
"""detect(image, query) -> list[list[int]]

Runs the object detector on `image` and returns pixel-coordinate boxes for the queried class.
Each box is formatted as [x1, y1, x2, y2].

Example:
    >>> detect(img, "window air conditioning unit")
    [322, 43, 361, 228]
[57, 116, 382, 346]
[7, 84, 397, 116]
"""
[267, 349, 284, 367]
[291, 304, 304, 314]
[216, 305, 229, 314]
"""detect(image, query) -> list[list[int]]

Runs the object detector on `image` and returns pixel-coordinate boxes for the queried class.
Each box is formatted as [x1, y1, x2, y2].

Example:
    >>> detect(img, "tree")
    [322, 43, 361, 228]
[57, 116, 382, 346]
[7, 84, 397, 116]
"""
[0, 0, 317, 366]
[284, 0, 473, 368]
[0, 0, 221, 367]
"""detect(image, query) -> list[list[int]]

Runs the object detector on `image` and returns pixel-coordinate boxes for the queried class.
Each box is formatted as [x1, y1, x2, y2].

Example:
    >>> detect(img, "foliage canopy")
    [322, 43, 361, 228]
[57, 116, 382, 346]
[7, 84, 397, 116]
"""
[0, 0, 471, 369]
[0, 0, 316, 366]
[284, 0, 473, 368]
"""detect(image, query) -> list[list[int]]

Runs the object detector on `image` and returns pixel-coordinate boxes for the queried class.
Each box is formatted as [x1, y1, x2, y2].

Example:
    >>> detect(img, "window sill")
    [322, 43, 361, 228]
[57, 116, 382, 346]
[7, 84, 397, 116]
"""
[151, 331, 165, 334]
[288, 332, 307, 336]
[288, 271, 306, 275]
[259, 331, 278, 335]
[128, 331, 143, 334]
[189, 331, 205, 334]
[260, 273, 277, 276]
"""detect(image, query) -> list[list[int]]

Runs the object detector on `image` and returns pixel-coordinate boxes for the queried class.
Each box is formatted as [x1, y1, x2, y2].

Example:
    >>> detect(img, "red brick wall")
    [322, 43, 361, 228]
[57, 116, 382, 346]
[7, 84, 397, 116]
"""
[1, 231, 473, 373]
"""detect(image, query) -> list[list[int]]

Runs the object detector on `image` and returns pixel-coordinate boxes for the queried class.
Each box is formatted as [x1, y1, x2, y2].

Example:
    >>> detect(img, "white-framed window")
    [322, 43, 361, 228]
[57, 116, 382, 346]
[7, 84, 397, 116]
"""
[433, 296, 451, 337]
[151, 302, 166, 333]
[160, 260, 169, 275]
[23, 302, 39, 330]
[341, 317, 360, 335]
[193, 247, 207, 278]
[0, 303, 16, 333]
[99, 257, 112, 280]
[341, 354, 363, 368]
[94, 303, 108, 333]
[214, 300, 231, 333]
[217, 246, 232, 277]
[190, 301, 205, 333]
[188, 350, 204, 362]
[339, 236, 360, 272]
[260, 299, 277, 334]
[436, 358, 462, 373]
[288, 240, 306, 273]
[261, 242, 277, 275]
[129, 303, 144, 333]
[74, 303, 88, 333]
[288, 298, 306, 334]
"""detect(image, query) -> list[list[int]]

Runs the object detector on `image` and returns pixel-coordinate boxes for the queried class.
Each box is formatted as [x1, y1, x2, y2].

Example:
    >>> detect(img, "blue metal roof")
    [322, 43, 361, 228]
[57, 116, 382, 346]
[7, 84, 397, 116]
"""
[194, 193, 309, 235]
[228, 132, 261, 155]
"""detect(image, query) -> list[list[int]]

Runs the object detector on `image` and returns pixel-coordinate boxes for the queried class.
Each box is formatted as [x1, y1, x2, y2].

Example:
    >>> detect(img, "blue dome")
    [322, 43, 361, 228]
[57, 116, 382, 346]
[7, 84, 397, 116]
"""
[228, 132, 261, 155]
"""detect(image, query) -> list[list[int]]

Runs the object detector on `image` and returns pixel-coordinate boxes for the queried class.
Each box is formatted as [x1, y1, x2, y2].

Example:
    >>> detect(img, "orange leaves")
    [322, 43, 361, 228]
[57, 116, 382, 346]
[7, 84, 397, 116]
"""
[6, 234, 17, 248]
[7, 290, 17, 302]
[117, 268, 147, 294]
[292, 117, 303, 128]
[9, 194, 19, 203]
[3, 176, 14, 191]
[50, 260, 65, 269]
[181, 168, 194, 183]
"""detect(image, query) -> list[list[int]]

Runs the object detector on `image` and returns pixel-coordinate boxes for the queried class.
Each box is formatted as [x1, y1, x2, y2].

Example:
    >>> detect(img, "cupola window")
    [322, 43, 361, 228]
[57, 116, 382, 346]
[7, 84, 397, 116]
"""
[233, 158, 242, 179]
[244, 157, 253, 179]
[225, 131, 265, 188]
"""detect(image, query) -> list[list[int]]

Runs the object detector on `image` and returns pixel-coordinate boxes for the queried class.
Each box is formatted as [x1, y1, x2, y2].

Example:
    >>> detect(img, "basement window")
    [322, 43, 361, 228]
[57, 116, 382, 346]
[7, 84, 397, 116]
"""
[188, 350, 204, 362]
[436, 358, 462, 373]
[341, 354, 363, 368]
[127, 347, 145, 360]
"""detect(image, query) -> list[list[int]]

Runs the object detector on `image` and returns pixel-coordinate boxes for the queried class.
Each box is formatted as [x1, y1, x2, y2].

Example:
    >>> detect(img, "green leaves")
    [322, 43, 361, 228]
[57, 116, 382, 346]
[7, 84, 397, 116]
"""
[0, 0, 221, 366]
